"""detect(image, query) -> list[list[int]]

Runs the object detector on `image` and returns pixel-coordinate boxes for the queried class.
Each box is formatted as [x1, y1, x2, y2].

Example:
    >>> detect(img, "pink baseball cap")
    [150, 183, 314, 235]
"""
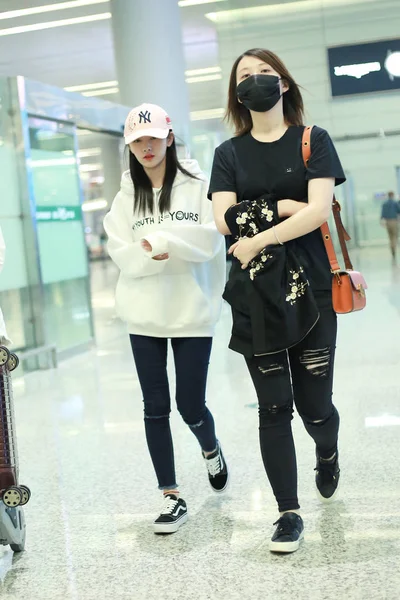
[124, 103, 172, 144]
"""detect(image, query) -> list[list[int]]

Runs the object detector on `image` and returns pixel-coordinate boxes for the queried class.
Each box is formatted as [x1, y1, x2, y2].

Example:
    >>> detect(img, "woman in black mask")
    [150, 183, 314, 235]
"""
[209, 48, 346, 553]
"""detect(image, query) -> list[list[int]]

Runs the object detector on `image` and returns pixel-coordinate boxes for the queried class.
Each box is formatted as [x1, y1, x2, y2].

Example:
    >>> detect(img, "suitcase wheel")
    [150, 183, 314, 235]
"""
[7, 353, 19, 372]
[0, 346, 10, 367]
[10, 526, 26, 554]
[2, 486, 22, 508]
[10, 540, 25, 553]
[19, 485, 31, 506]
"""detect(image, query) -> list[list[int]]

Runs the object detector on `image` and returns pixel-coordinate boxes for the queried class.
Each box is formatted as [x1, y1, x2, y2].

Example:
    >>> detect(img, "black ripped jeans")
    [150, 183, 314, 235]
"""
[245, 305, 339, 513]
[130, 335, 217, 490]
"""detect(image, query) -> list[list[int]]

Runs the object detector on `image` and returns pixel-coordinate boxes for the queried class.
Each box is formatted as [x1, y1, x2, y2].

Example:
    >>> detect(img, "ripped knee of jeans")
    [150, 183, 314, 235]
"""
[187, 418, 205, 429]
[257, 362, 286, 376]
[301, 407, 336, 427]
[144, 412, 170, 420]
[259, 402, 293, 425]
[180, 411, 206, 429]
[299, 346, 332, 378]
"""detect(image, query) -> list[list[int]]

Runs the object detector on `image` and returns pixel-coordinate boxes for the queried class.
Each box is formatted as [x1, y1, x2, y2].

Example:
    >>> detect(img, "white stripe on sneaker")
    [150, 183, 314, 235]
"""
[172, 505, 186, 518]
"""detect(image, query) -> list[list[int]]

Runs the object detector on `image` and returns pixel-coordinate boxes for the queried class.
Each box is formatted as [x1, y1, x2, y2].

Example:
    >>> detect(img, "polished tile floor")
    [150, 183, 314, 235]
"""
[1, 248, 400, 600]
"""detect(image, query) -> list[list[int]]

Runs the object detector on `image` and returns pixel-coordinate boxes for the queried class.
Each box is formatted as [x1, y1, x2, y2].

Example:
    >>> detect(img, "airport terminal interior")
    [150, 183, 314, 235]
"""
[0, 0, 400, 599]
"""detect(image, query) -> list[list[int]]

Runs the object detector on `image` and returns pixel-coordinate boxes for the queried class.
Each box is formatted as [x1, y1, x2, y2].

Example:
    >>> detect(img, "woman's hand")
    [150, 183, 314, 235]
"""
[228, 237, 259, 270]
[277, 199, 308, 218]
[141, 239, 152, 253]
[141, 239, 168, 261]
[152, 253, 169, 261]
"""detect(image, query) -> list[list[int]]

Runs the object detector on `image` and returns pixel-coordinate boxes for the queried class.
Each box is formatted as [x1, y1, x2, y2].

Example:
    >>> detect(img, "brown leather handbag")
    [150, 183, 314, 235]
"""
[301, 126, 367, 314]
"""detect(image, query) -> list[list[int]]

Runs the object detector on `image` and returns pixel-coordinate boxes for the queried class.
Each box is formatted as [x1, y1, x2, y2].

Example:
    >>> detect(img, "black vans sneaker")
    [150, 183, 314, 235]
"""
[269, 512, 304, 553]
[315, 451, 340, 503]
[153, 494, 188, 534]
[203, 442, 229, 493]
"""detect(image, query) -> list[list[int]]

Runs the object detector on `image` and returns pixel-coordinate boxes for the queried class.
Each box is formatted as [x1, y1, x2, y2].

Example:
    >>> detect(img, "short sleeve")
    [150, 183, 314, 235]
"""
[207, 142, 237, 199]
[306, 127, 346, 186]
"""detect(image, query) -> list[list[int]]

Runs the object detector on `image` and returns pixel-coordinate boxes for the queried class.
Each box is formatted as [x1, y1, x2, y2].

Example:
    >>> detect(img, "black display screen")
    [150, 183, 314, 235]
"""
[328, 38, 400, 97]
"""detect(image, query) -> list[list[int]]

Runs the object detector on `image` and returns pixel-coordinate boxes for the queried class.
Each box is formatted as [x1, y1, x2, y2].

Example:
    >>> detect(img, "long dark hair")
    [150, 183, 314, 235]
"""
[226, 48, 305, 137]
[129, 135, 198, 215]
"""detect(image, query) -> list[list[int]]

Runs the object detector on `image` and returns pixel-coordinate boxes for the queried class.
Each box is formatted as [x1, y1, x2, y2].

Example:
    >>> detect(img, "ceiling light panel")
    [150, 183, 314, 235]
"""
[77, 148, 102, 158]
[0, 12, 111, 37]
[186, 74, 222, 83]
[0, 0, 109, 21]
[77, 130, 95, 136]
[193, 135, 210, 142]
[179, 0, 227, 7]
[82, 199, 108, 212]
[190, 108, 225, 121]
[65, 81, 118, 92]
[206, 0, 378, 23]
[31, 158, 77, 167]
[80, 163, 102, 172]
[82, 87, 119, 97]
[185, 67, 221, 76]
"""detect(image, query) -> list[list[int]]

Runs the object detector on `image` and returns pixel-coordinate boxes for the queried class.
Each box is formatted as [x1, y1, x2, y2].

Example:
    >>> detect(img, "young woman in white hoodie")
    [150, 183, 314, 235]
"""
[104, 103, 228, 534]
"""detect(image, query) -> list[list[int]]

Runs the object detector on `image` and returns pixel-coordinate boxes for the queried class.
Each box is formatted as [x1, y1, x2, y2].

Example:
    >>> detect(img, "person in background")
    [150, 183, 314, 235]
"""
[0, 226, 11, 346]
[381, 191, 400, 264]
[104, 103, 228, 535]
[99, 227, 108, 259]
[210, 48, 345, 554]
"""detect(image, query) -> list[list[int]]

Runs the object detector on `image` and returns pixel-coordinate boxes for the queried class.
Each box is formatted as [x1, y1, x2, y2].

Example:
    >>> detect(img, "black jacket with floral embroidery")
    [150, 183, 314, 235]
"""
[223, 195, 319, 358]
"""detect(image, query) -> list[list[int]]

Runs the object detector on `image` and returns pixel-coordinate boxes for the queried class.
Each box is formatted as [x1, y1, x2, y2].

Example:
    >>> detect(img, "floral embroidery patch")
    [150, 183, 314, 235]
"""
[235, 198, 273, 238]
[261, 207, 274, 221]
[233, 198, 276, 280]
[249, 249, 273, 281]
[286, 268, 309, 304]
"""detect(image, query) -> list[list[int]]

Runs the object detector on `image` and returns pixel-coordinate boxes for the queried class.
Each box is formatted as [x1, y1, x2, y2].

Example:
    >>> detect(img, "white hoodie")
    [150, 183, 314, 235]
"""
[0, 226, 11, 346]
[103, 160, 226, 338]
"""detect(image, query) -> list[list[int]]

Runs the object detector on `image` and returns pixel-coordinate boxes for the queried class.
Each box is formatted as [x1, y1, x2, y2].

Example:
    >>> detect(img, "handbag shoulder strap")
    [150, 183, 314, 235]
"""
[301, 126, 353, 271]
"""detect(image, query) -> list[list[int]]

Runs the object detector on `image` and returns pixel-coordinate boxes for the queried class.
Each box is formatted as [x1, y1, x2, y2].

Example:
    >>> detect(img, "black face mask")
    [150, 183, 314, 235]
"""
[237, 74, 281, 113]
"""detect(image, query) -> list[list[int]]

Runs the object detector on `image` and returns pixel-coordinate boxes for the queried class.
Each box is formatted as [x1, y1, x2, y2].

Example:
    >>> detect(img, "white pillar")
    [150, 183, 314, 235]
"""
[110, 0, 191, 143]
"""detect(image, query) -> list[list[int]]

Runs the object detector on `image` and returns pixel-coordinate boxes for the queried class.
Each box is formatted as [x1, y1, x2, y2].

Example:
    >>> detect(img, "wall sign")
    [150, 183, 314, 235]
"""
[328, 38, 400, 97]
[36, 206, 82, 222]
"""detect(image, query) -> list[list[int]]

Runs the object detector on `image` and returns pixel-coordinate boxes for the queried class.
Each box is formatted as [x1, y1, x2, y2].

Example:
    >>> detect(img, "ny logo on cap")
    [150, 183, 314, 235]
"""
[139, 110, 151, 124]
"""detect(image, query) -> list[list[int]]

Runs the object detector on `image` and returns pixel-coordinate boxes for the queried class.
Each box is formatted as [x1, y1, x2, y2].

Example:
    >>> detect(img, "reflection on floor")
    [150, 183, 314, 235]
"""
[1, 249, 399, 600]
